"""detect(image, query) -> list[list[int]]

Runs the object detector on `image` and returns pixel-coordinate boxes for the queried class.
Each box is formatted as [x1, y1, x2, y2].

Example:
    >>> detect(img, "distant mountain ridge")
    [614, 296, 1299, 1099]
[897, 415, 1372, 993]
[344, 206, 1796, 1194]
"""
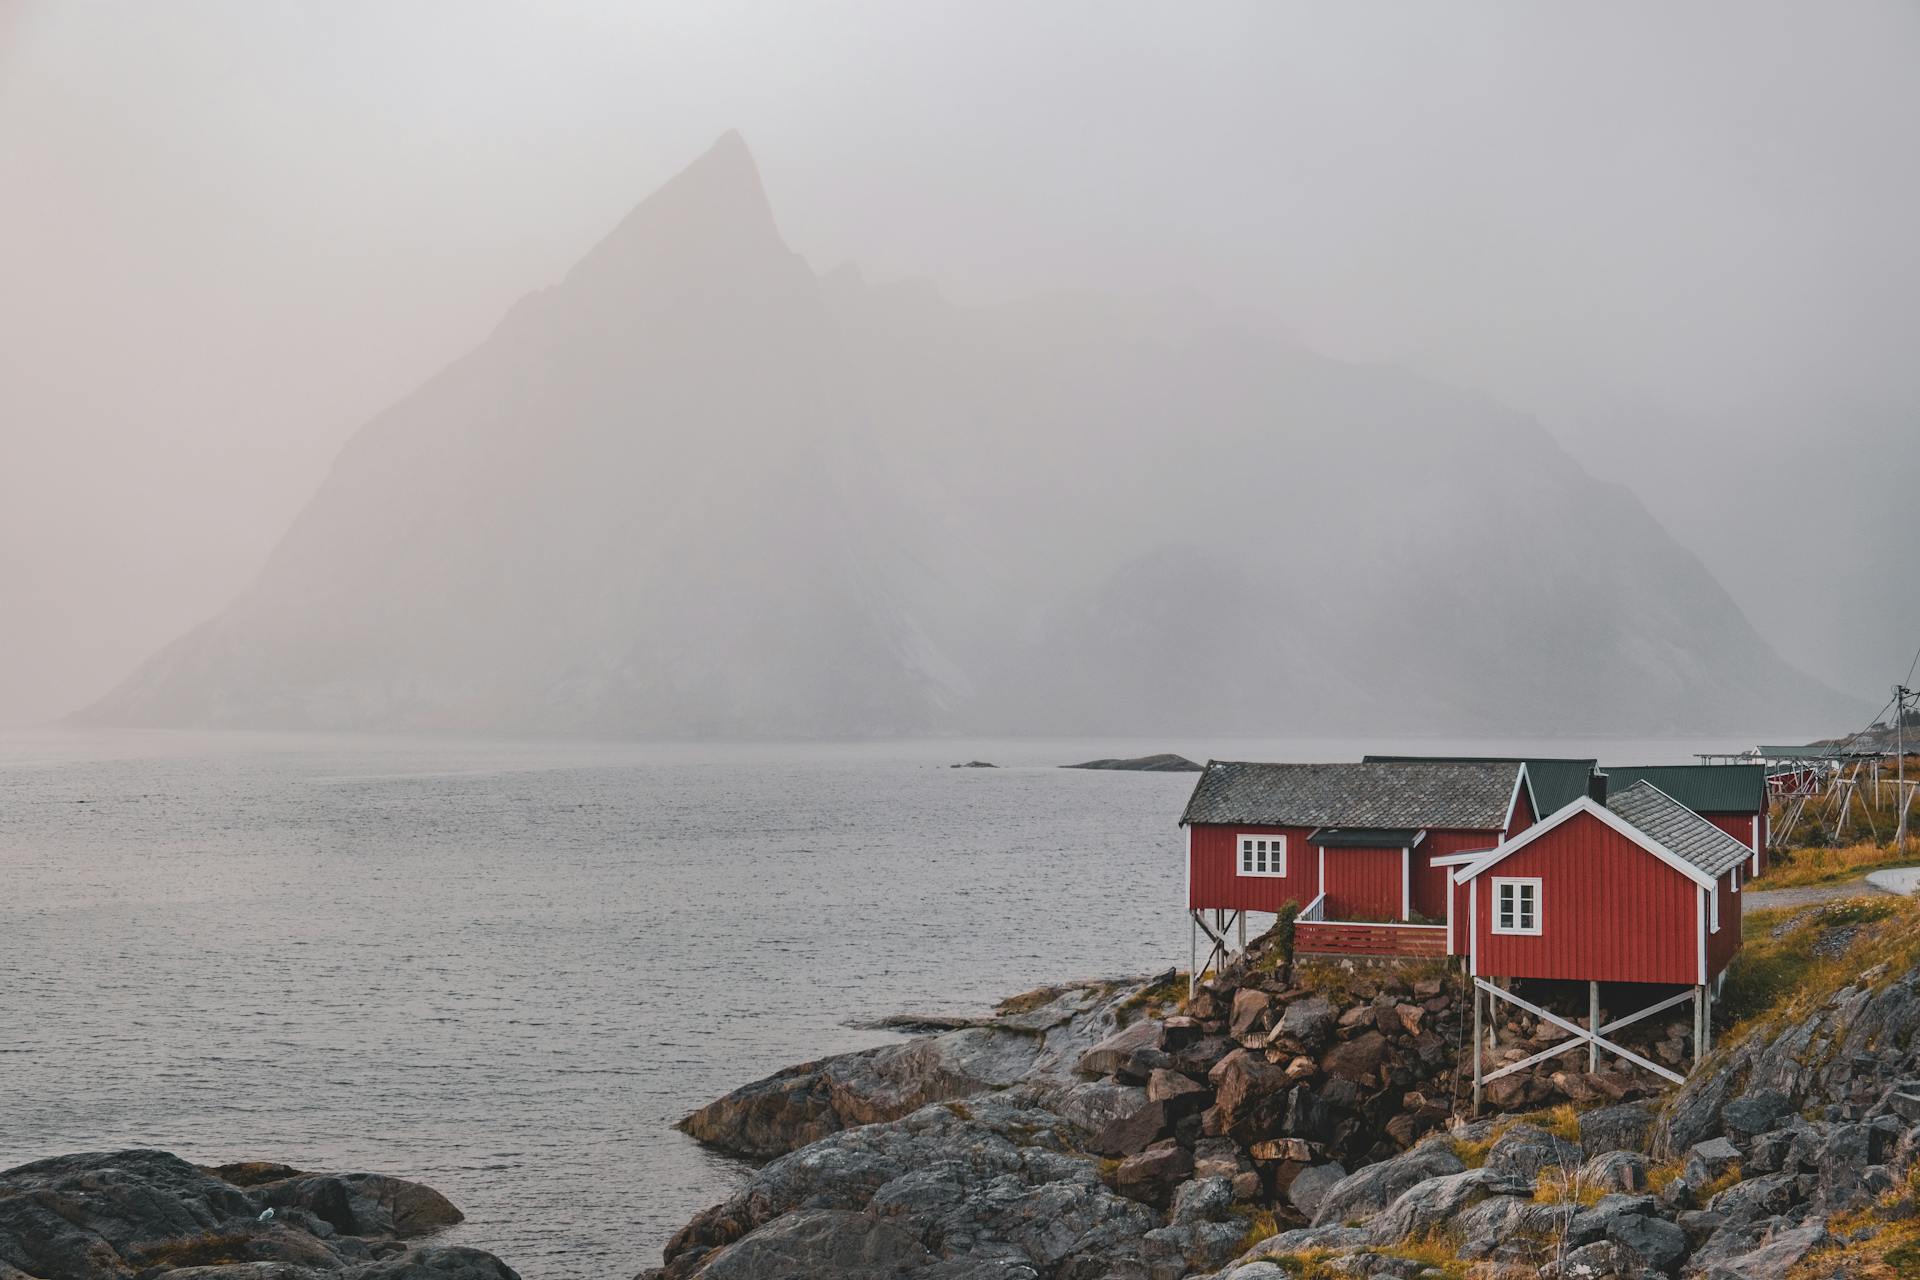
[83, 132, 1855, 737]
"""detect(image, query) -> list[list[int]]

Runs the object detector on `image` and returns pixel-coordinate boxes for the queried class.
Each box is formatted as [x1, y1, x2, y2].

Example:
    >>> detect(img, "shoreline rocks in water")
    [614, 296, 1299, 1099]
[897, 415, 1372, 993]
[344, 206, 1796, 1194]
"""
[0, 1150, 515, 1280]
[659, 906, 1920, 1278]
[949, 760, 997, 769]
[1062, 754, 1203, 772]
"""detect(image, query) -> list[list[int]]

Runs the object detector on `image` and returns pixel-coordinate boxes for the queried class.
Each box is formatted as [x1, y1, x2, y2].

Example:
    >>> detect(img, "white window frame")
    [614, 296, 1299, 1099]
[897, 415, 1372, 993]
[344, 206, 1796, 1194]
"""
[1490, 876, 1542, 936]
[1237, 833, 1287, 878]
[1710, 878, 1721, 933]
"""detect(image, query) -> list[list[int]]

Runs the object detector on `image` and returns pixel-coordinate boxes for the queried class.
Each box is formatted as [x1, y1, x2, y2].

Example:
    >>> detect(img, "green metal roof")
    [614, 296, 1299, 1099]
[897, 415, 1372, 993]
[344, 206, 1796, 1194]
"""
[1601, 764, 1766, 814]
[1362, 755, 1596, 816]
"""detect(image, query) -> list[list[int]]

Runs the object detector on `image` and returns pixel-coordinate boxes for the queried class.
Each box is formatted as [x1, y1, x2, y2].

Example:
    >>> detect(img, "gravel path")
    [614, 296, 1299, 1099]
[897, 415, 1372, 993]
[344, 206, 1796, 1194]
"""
[1744, 878, 1886, 910]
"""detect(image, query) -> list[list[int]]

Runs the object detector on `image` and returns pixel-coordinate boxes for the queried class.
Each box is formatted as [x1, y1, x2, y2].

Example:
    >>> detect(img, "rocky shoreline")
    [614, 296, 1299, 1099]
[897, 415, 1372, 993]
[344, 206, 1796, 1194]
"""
[0, 1150, 515, 1280]
[15, 907, 1920, 1279]
[653, 906, 1920, 1278]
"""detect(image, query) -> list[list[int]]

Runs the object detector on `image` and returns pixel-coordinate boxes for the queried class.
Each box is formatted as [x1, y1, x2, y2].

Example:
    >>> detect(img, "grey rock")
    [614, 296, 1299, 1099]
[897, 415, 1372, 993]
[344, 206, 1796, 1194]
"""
[1485, 1122, 1583, 1180]
[1605, 1211, 1687, 1272]
[1078, 1018, 1164, 1078]
[1720, 1090, 1791, 1144]
[1276, 997, 1337, 1053]
[664, 1097, 1154, 1277]
[673, 1210, 935, 1280]
[1285, 1162, 1347, 1218]
[1566, 1193, 1657, 1248]
[253, 1174, 462, 1241]
[1309, 1139, 1465, 1228]
[1365, 1168, 1523, 1244]
[683, 978, 1152, 1160]
[1579, 1149, 1649, 1193]
[1694, 1221, 1827, 1280]
[1579, 1102, 1655, 1156]
[1681, 1137, 1740, 1185]
[1170, 1177, 1233, 1226]
[0, 1151, 498, 1280]
[1704, 1171, 1798, 1225]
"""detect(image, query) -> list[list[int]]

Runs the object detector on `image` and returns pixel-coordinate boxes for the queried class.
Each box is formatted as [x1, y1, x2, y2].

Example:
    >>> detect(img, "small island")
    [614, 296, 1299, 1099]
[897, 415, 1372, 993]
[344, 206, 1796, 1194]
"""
[1064, 753, 1203, 772]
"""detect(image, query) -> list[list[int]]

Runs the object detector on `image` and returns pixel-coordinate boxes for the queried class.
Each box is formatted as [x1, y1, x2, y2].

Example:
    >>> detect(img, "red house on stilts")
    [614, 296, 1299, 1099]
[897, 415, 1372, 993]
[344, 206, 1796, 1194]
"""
[1179, 760, 1536, 980]
[1452, 777, 1750, 1099]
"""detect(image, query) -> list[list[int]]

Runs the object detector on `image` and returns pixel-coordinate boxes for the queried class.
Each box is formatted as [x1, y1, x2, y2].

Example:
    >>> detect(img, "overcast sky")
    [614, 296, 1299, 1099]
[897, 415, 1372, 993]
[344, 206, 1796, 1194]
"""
[3, 2, 1916, 726]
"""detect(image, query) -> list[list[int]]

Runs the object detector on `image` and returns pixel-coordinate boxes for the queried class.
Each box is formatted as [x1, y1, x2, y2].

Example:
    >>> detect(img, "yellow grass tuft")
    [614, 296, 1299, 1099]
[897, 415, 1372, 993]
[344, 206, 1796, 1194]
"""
[1763, 840, 1920, 888]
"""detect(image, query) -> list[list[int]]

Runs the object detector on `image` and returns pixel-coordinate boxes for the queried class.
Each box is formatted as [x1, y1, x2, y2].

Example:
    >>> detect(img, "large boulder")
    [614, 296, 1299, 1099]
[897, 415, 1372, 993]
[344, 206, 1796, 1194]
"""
[1285, 1162, 1347, 1218]
[667, 1209, 935, 1280]
[684, 978, 1155, 1160]
[252, 1174, 462, 1240]
[1273, 997, 1336, 1053]
[1484, 1123, 1583, 1180]
[1579, 1103, 1655, 1156]
[1693, 1220, 1827, 1280]
[1309, 1139, 1465, 1228]
[0, 1151, 500, 1280]
[658, 1097, 1155, 1279]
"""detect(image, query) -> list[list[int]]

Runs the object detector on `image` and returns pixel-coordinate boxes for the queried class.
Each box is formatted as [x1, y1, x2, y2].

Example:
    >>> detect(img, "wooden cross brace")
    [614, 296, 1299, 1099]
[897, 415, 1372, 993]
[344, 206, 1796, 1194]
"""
[1477, 978, 1688, 1086]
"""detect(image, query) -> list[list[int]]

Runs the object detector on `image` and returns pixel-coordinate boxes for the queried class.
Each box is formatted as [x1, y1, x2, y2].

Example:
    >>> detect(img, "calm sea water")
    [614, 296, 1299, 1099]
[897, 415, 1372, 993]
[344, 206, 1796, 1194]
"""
[0, 729, 1774, 1278]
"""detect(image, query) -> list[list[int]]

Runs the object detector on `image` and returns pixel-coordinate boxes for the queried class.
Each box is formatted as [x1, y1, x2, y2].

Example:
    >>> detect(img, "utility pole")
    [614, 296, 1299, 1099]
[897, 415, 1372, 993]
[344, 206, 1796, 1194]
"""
[1898, 683, 1915, 850]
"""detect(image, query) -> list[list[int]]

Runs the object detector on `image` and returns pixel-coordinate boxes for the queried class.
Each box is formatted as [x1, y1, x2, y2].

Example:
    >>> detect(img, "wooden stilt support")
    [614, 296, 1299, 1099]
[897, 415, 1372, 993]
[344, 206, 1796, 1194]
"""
[1588, 981, 1600, 1072]
[1471, 979, 1483, 1114]
[1693, 985, 1705, 1069]
[1189, 908, 1246, 992]
[1471, 977, 1688, 1089]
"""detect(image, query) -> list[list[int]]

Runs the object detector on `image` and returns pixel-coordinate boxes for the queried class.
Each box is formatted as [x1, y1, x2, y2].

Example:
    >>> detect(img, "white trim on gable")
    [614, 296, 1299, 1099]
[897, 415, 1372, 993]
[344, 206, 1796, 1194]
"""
[1452, 797, 1717, 890]
[1507, 763, 1537, 831]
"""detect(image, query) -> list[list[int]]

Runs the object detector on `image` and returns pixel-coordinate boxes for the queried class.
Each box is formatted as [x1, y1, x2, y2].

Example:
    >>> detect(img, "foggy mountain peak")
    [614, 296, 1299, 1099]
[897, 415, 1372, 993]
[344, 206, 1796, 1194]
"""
[80, 134, 1857, 738]
[563, 130, 796, 299]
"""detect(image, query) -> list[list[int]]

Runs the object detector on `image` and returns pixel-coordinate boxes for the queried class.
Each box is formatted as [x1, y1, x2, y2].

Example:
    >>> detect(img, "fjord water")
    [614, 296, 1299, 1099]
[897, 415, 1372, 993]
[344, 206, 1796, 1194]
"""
[0, 730, 1766, 1278]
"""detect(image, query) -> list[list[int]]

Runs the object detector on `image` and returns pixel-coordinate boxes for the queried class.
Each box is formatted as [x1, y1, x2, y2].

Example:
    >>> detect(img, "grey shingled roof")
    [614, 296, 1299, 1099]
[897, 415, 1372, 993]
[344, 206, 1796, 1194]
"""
[1180, 761, 1520, 830]
[1602, 765, 1765, 814]
[1363, 754, 1597, 815]
[1606, 780, 1751, 878]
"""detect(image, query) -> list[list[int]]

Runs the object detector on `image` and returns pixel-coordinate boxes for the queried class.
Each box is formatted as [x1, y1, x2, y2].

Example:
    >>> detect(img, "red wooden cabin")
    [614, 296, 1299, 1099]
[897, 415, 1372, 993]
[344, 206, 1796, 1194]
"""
[1179, 760, 1534, 967]
[1450, 778, 1750, 1094]
[1601, 764, 1769, 876]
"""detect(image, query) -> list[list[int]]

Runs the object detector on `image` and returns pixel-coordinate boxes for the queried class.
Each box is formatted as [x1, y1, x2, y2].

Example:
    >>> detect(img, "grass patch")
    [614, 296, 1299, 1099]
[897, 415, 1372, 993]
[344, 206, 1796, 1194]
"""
[1116, 970, 1187, 1025]
[994, 985, 1063, 1016]
[1698, 1164, 1742, 1202]
[1449, 1135, 1495, 1169]
[1532, 1168, 1605, 1207]
[1717, 896, 1909, 1032]
[1516, 1103, 1582, 1145]
[1378, 1236, 1469, 1278]
[1230, 1205, 1281, 1253]
[1764, 840, 1920, 888]
[1644, 1159, 1684, 1195]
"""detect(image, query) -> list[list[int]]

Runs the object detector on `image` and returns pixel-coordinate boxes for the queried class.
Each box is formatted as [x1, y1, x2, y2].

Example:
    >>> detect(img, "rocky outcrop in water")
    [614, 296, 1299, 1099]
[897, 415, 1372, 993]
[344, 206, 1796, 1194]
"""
[0, 1151, 513, 1280]
[1062, 755, 1203, 773]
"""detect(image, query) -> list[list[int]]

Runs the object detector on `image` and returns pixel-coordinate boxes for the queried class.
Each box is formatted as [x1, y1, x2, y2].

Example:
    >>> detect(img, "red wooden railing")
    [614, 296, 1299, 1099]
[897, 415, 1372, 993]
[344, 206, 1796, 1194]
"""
[1295, 920, 1447, 958]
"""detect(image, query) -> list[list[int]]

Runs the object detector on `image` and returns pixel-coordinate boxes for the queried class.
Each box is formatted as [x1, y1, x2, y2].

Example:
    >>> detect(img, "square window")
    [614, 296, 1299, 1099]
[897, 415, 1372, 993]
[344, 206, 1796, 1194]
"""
[1238, 834, 1286, 877]
[1491, 877, 1541, 935]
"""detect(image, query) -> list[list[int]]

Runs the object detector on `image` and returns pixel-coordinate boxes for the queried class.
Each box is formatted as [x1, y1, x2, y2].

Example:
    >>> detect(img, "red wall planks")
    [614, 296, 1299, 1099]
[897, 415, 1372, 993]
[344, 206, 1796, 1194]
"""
[1322, 847, 1404, 919]
[1470, 810, 1719, 985]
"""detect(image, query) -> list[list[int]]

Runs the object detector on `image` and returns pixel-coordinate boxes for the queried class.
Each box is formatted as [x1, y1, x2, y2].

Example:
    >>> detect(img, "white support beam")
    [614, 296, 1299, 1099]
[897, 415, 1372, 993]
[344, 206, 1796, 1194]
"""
[1473, 978, 1687, 1089]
